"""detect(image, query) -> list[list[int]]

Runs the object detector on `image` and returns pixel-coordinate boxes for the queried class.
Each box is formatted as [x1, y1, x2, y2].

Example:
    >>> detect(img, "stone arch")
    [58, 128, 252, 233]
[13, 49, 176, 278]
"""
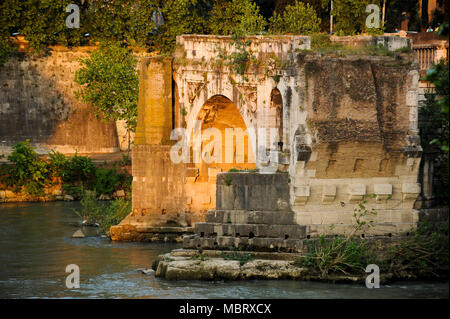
[184, 79, 257, 160]
[268, 88, 283, 151]
[191, 95, 256, 182]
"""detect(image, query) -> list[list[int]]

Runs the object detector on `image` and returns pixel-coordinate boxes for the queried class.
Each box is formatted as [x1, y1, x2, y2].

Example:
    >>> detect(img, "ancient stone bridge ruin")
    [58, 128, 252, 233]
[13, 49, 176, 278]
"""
[110, 35, 422, 248]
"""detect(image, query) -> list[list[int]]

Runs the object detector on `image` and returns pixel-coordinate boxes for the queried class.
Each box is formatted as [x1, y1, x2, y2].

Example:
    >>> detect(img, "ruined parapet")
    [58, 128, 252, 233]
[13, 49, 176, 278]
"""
[330, 35, 411, 51]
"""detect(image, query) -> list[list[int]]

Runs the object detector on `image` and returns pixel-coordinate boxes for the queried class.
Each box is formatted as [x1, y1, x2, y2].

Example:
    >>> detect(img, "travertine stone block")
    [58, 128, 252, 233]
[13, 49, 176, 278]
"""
[322, 185, 336, 203]
[402, 183, 421, 200]
[374, 183, 393, 202]
[294, 186, 310, 205]
[348, 184, 366, 202]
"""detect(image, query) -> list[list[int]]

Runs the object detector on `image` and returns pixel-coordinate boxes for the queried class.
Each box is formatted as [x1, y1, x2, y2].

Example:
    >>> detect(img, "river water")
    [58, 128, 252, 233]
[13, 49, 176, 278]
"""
[0, 202, 448, 299]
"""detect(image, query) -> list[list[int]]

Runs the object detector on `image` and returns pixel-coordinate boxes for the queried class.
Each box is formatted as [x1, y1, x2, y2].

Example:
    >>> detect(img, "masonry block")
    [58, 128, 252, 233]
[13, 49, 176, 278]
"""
[322, 185, 336, 203]
[294, 186, 310, 206]
[402, 183, 421, 200]
[374, 183, 393, 202]
[348, 184, 366, 202]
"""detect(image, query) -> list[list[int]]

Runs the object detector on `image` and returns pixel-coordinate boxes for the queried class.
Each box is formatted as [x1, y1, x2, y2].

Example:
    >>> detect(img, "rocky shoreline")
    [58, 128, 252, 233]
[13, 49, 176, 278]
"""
[152, 249, 401, 283]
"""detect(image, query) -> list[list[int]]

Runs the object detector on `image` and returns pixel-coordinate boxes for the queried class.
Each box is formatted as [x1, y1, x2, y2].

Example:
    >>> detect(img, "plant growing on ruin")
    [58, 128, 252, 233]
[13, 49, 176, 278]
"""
[381, 220, 449, 279]
[220, 251, 254, 266]
[422, 59, 449, 154]
[75, 42, 138, 153]
[295, 197, 378, 278]
[208, 0, 267, 36]
[225, 175, 233, 186]
[219, 32, 256, 82]
[269, 1, 321, 35]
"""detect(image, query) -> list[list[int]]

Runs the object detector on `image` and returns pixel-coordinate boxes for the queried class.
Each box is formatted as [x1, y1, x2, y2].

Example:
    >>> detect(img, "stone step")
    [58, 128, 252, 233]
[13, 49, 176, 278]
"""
[183, 234, 308, 253]
[205, 209, 296, 225]
[192, 221, 416, 242]
[193, 222, 307, 239]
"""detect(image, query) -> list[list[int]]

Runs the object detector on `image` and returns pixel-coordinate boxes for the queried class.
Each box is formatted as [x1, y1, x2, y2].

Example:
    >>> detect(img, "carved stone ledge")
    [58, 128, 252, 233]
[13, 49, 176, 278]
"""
[348, 184, 366, 202]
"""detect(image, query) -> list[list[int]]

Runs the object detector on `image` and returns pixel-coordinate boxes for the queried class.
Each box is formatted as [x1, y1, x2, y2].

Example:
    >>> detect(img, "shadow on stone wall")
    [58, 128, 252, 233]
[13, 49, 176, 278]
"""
[0, 47, 119, 154]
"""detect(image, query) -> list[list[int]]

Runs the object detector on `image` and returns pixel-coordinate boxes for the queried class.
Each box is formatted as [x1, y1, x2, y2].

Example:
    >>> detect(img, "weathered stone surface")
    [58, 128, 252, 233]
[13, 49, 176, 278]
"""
[0, 47, 121, 154]
[0, 190, 15, 199]
[72, 230, 85, 238]
[154, 255, 305, 281]
[110, 224, 193, 242]
[64, 194, 74, 201]
[114, 190, 125, 198]
[114, 35, 422, 242]
[216, 172, 290, 211]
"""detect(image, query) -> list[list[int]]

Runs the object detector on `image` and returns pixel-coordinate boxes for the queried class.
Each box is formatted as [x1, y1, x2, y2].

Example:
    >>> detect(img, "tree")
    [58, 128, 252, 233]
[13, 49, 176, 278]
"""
[269, 1, 321, 34]
[0, 0, 22, 40]
[273, 0, 330, 32]
[208, 0, 267, 35]
[86, 0, 158, 47]
[153, 0, 211, 54]
[17, 0, 89, 53]
[75, 42, 139, 153]
[384, 0, 420, 32]
[0, 0, 158, 52]
[331, 0, 378, 35]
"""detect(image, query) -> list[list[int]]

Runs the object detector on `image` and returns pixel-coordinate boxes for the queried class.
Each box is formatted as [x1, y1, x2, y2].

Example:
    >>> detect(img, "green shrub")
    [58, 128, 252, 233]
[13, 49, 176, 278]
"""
[92, 168, 121, 195]
[295, 198, 377, 277]
[332, 0, 373, 35]
[7, 140, 50, 195]
[61, 153, 96, 186]
[220, 251, 254, 266]
[269, 1, 321, 35]
[382, 220, 449, 279]
[47, 150, 68, 177]
[296, 235, 376, 277]
[62, 184, 85, 199]
[154, 0, 210, 54]
[74, 191, 131, 234]
[120, 153, 131, 166]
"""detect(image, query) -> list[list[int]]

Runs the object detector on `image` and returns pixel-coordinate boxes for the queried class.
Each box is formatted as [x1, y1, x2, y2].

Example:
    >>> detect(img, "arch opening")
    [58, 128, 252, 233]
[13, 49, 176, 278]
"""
[268, 88, 283, 151]
[191, 95, 256, 182]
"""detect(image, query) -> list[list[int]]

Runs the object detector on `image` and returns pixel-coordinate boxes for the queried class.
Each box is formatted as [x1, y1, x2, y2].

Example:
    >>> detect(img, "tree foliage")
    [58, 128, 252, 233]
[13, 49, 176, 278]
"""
[75, 42, 139, 149]
[5, 140, 50, 195]
[86, 0, 158, 47]
[0, 0, 157, 52]
[384, 0, 420, 32]
[209, 0, 267, 35]
[331, 0, 376, 35]
[153, 0, 211, 54]
[269, 1, 321, 34]
[11, 0, 89, 53]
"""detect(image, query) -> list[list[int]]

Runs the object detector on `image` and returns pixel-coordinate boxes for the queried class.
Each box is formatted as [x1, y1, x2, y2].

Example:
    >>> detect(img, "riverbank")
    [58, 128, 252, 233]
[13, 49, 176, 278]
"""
[0, 141, 132, 203]
[152, 247, 449, 283]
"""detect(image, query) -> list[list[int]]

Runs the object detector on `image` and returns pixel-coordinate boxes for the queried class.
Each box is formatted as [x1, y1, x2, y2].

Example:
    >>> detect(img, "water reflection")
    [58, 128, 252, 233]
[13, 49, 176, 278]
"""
[0, 202, 448, 299]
